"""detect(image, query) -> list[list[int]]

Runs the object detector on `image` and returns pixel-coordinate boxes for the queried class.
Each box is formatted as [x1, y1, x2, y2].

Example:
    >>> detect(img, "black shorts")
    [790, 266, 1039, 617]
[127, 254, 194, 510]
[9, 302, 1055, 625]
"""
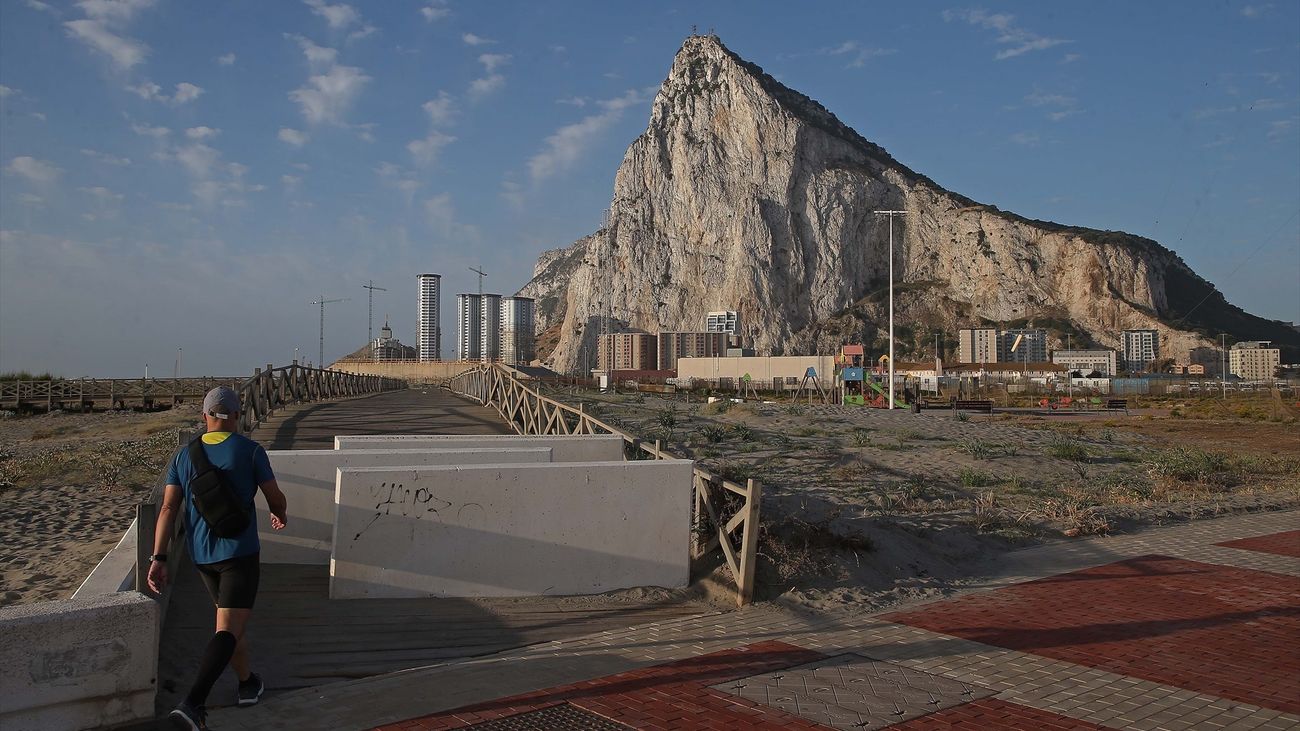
[196, 553, 260, 609]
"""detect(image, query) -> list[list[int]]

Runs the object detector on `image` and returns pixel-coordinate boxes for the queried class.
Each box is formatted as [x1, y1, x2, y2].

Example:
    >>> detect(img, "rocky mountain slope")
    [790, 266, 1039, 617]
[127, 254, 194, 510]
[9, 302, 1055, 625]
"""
[518, 35, 1298, 373]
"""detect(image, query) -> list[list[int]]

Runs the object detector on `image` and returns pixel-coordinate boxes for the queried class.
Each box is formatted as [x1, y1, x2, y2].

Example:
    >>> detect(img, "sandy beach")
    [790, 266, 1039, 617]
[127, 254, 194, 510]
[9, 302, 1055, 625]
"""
[0, 407, 199, 607]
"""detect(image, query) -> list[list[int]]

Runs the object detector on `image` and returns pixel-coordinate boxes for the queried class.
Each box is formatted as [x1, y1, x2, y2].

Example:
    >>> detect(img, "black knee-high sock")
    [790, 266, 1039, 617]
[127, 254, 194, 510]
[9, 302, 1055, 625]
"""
[186, 630, 237, 707]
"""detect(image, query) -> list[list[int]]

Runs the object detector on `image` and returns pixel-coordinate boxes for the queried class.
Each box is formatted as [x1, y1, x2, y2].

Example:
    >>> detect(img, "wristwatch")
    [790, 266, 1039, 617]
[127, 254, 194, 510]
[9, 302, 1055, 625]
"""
[150, 554, 168, 562]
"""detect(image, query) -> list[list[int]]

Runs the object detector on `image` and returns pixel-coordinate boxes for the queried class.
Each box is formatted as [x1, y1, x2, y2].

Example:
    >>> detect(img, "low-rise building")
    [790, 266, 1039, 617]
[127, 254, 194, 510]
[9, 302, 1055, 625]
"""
[706, 311, 738, 334]
[596, 332, 657, 372]
[677, 355, 838, 390]
[946, 362, 1067, 382]
[1051, 349, 1118, 377]
[1229, 341, 1280, 381]
[657, 331, 728, 370]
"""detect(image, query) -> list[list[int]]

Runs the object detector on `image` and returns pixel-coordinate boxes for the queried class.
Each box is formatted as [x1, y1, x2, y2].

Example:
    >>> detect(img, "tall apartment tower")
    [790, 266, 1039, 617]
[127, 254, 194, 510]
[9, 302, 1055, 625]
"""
[998, 328, 1048, 363]
[456, 293, 482, 361]
[480, 294, 502, 363]
[416, 273, 441, 361]
[957, 328, 998, 364]
[1120, 329, 1159, 373]
[501, 296, 536, 365]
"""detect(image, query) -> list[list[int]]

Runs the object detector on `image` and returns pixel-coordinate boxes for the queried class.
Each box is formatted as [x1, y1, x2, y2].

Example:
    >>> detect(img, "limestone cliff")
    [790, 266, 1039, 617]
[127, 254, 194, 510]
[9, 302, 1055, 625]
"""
[517, 35, 1298, 373]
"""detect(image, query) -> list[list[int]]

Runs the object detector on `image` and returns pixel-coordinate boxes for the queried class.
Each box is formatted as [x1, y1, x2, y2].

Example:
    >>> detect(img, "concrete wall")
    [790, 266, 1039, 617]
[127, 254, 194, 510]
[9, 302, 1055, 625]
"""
[261, 447, 554, 564]
[72, 518, 138, 598]
[330, 460, 694, 599]
[332, 434, 625, 462]
[0, 592, 157, 731]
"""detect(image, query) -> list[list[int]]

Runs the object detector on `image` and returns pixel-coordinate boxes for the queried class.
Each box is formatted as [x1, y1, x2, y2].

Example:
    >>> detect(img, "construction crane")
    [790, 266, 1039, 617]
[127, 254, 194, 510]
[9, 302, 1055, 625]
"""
[310, 295, 349, 368]
[362, 280, 387, 345]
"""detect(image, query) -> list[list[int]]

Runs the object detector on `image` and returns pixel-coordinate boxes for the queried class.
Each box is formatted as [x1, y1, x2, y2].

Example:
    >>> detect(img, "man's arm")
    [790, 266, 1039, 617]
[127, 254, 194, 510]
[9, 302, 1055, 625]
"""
[260, 479, 288, 530]
[146, 484, 183, 593]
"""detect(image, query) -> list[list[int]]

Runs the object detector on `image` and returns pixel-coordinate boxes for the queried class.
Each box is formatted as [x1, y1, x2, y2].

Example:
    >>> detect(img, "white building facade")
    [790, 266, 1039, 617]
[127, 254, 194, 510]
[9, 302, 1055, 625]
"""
[1051, 349, 1118, 377]
[1229, 341, 1280, 381]
[998, 328, 1048, 363]
[500, 297, 536, 365]
[1121, 329, 1159, 373]
[456, 293, 482, 361]
[479, 294, 502, 363]
[416, 273, 441, 361]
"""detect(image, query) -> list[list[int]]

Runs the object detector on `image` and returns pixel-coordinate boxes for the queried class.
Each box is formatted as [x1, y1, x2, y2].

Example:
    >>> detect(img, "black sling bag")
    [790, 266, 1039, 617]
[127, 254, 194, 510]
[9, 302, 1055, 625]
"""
[186, 437, 251, 538]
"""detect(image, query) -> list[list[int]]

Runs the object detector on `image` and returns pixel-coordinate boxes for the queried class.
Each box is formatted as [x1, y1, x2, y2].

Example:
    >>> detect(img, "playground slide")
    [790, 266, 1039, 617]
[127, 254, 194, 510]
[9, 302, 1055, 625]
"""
[866, 379, 908, 409]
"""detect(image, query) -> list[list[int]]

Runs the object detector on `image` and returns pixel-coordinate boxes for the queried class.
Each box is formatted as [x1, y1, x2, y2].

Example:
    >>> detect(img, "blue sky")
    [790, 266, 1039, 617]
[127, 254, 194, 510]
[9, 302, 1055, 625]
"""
[1, 0, 1297, 377]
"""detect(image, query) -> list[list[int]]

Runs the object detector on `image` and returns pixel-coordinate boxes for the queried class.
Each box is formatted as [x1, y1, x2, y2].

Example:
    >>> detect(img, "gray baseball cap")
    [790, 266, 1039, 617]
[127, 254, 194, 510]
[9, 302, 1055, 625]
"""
[202, 387, 241, 419]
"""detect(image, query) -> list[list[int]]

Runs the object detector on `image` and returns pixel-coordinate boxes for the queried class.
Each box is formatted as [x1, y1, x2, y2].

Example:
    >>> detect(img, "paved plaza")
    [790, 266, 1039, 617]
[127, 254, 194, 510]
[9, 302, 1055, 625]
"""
[196, 509, 1297, 730]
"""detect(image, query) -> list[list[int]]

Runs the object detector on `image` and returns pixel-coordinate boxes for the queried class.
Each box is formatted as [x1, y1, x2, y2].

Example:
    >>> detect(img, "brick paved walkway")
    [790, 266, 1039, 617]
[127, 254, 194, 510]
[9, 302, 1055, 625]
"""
[208, 510, 1300, 730]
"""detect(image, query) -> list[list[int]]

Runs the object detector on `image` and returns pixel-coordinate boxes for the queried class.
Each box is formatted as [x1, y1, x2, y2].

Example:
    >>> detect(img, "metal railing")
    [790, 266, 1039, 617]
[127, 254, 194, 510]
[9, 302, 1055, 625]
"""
[446, 364, 761, 606]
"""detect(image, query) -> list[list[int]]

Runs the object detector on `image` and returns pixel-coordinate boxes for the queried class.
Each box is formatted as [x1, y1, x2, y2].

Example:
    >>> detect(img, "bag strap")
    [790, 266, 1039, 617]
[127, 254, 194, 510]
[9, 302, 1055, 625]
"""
[187, 437, 214, 472]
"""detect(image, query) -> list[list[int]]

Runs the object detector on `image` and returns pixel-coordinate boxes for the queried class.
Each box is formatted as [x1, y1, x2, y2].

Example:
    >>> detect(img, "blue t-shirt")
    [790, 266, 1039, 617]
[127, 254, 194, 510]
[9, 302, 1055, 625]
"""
[166, 432, 275, 565]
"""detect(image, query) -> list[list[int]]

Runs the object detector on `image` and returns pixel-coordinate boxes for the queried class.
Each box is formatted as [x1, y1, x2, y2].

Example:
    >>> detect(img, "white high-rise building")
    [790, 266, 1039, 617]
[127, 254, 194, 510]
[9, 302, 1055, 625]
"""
[501, 297, 536, 365]
[416, 273, 441, 361]
[998, 328, 1048, 363]
[456, 293, 482, 361]
[480, 294, 502, 363]
[1121, 329, 1159, 373]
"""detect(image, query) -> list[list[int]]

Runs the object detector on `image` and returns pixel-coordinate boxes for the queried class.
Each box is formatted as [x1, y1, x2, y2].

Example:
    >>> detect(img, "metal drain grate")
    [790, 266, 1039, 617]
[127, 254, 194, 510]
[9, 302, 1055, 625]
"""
[711, 653, 993, 730]
[464, 703, 632, 730]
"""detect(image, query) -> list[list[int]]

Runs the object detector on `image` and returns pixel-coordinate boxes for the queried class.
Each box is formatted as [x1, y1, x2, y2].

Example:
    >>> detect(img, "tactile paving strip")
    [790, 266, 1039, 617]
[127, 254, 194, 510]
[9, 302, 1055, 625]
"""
[463, 703, 631, 730]
[711, 653, 994, 730]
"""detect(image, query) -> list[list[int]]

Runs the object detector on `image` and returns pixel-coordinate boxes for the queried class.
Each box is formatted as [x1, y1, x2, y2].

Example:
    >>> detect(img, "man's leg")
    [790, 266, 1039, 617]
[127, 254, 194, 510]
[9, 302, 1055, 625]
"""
[230, 635, 251, 683]
[183, 608, 250, 708]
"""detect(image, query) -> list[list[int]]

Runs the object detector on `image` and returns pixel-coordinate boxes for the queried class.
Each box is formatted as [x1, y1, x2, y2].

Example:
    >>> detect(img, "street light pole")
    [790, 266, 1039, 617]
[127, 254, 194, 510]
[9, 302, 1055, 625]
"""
[874, 210, 909, 409]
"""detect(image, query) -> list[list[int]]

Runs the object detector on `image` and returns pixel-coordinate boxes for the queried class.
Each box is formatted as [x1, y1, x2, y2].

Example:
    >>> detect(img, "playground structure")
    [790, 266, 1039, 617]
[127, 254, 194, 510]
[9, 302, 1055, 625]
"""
[835, 345, 909, 408]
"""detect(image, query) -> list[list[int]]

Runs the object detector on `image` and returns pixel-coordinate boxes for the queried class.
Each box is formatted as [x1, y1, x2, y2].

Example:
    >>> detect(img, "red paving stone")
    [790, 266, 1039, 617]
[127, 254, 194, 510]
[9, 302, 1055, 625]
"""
[888, 697, 1109, 730]
[882, 554, 1300, 714]
[1216, 529, 1300, 558]
[372, 641, 833, 731]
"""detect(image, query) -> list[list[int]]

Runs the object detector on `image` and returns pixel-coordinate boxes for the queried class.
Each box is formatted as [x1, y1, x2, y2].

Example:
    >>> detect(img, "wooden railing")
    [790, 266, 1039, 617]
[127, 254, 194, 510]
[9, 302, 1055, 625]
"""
[235, 362, 406, 433]
[446, 365, 761, 606]
[0, 376, 243, 411]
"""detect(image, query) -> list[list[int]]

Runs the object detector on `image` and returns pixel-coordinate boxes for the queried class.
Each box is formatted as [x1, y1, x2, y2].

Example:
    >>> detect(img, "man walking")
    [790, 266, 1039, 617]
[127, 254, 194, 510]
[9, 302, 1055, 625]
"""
[148, 386, 288, 730]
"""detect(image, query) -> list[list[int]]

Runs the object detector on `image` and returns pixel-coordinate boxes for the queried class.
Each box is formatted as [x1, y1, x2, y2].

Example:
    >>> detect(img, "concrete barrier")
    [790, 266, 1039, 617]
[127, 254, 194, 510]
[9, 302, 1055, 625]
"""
[330, 460, 694, 599]
[0, 592, 158, 731]
[332, 434, 624, 462]
[72, 518, 138, 598]
[260, 447, 554, 564]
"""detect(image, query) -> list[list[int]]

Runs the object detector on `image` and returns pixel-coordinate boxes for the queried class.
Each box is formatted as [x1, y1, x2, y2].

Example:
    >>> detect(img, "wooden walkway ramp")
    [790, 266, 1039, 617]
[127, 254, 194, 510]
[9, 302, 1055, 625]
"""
[154, 387, 710, 714]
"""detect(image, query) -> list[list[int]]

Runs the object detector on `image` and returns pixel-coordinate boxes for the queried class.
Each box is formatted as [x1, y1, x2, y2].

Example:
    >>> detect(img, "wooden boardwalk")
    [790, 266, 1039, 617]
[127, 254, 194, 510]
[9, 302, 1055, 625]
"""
[154, 387, 709, 714]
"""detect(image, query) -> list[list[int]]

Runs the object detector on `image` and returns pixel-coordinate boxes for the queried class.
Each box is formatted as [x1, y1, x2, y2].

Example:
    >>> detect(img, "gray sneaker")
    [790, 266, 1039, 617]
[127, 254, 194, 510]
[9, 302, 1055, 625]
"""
[168, 700, 207, 730]
[237, 672, 264, 706]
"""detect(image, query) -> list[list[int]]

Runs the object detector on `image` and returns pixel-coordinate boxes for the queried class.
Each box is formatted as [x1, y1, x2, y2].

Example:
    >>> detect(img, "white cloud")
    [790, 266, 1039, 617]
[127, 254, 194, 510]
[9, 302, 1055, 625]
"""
[5, 156, 62, 186]
[79, 185, 124, 202]
[500, 179, 524, 209]
[0, 85, 16, 99]
[469, 74, 505, 99]
[172, 82, 203, 104]
[462, 32, 495, 46]
[289, 64, 370, 124]
[25, 0, 57, 13]
[77, 0, 155, 22]
[304, 0, 358, 29]
[942, 8, 1070, 61]
[421, 91, 456, 125]
[19, 193, 46, 206]
[1267, 118, 1297, 141]
[556, 96, 588, 107]
[420, 2, 449, 21]
[278, 128, 309, 146]
[30, 111, 47, 122]
[549, 45, 567, 53]
[216, 52, 236, 66]
[65, 18, 147, 69]
[347, 24, 377, 42]
[1010, 131, 1040, 146]
[175, 143, 219, 178]
[422, 193, 478, 239]
[527, 89, 652, 182]
[407, 130, 456, 165]
[128, 80, 203, 105]
[1062, 53, 1082, 64]
[354, 121, 377, 142]
[824, 41, 896, 68]
[478, 53, 512, 73]
[185, 126, 220, 140]
[1241, 4, 1273, 18]
[281, 174, 302, 190]
[81, 148, 132, 165]
[130, 122, 169, 138]
[289, 34, 338, 69]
